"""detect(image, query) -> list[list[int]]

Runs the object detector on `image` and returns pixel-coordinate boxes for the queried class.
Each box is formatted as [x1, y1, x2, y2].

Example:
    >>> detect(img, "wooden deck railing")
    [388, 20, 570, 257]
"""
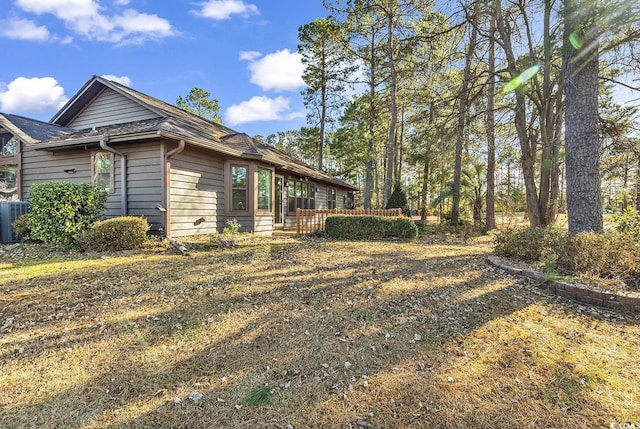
[295, 208, 403, 235]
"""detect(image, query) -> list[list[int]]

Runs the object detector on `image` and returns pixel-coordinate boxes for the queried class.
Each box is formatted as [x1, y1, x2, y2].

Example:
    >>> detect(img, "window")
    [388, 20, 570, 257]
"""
[302, 182, 308, 208]
[92, 152, 114, 193]
[0, 165, 17, 201]
[257, 168, 272, 211]
[288, 180, 296, 213]
[231, 165, 248, 211]
[0, 134, 19, 201]
[344, 192, 355, 209]
[309, 185, 315, 209]
[0, 135, 18, 157]
[328, 188, 337, 209]
[287, 180, 316, 212]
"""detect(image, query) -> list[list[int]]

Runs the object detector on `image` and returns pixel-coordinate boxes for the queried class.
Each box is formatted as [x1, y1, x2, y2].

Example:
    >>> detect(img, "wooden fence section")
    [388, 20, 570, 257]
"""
[295, 208, 403, 235]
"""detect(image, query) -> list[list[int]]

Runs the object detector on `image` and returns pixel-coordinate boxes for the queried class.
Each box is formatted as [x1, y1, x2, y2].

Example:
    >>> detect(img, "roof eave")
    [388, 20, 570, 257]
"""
[32, 131, 160, 152]
[0, 114, 36, 144]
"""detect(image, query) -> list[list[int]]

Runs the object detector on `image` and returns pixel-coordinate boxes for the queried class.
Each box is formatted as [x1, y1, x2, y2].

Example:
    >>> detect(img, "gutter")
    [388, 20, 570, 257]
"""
[163, 139, 186, 237]
[157, 129, 242, 158]
[99, 135, 127, 216]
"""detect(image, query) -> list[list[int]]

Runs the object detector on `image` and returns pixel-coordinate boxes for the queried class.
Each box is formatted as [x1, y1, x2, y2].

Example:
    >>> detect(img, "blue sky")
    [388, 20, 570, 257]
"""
[0, 0, 329, 136]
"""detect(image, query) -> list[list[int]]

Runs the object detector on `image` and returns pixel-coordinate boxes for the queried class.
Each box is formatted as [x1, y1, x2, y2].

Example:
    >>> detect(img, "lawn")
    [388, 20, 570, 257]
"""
[1, 234, 639, 428]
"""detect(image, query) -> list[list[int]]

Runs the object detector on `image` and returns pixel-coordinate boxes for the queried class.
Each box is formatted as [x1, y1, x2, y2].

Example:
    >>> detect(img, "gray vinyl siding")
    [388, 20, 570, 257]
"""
[20, 145, 124, 217]
[254, 213, 273, 235]
[21, 147, 92, 198]
[169, 146, 225, 237]
[336, 188, 346, 209]
[21, 141, 164, 231]
[316, 185, 328, 209]
[124, 143, 163, 230]
[68, 88, 160, 129]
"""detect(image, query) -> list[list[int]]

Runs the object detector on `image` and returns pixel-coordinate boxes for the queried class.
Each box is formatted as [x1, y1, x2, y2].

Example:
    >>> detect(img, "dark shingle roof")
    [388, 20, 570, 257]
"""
[0, 113, 73, 143]
[43, 76, 358, 190]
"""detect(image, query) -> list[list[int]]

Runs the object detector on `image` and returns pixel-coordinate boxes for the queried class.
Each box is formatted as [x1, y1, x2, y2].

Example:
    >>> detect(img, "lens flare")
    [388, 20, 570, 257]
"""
[503, 64, 542, 93]
[569, 32, 583, 49]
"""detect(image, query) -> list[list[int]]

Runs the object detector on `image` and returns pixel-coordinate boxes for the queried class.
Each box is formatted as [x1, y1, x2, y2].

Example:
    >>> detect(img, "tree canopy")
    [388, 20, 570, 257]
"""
[176, 87, 222, 124]
[280, 0, 640, 230]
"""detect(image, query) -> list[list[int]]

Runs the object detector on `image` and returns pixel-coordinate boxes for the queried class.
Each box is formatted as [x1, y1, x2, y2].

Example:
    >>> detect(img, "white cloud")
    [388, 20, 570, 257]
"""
[100, 75, 132, 87]
[0, 18, 50, 41]
[114, 10, 173, 34]
[239, 50, 261, 61]
[243, 49, 305, 92]
[16, 0, 99, 20]
[224, 96, 304, 126]
[14, 0, 178, 44]
[0, 77, 68, 113]
[192, 0, 259, 20]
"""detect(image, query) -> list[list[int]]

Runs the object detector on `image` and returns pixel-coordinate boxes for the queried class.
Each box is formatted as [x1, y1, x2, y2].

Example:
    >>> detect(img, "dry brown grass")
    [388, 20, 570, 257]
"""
[1, 234, 639, 428]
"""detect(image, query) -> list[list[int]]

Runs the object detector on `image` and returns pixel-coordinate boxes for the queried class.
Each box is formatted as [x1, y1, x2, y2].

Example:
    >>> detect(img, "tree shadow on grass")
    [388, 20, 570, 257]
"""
[1, 239, 638, 428]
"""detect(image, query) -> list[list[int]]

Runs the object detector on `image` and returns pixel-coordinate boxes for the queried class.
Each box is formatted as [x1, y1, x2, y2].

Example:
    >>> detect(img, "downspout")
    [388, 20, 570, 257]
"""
[100, 135, 127, 216]
[164, 139, 186, 237]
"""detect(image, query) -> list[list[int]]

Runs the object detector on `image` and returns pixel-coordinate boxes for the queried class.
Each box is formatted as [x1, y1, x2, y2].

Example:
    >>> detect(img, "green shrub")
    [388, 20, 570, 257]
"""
[223, 218, 240, 235]
[11, 214, 31, 240]
[79, 216, 149, 252]
[493, 227, 567, 262]
[385, 181, 409, 214]
[494, 228, 640, 288]
[27, 182, 107, 248]
[612, 208, 640, 238]
[325, 215, 417, 239]
[562, 231, 640, 288]
[388, 217, 418, 239]
[218, 218, 240, 248]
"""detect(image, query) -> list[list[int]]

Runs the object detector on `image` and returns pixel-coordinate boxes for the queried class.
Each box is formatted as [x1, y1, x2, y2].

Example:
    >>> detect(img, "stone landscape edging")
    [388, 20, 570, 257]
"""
[487, 255, 640, 313]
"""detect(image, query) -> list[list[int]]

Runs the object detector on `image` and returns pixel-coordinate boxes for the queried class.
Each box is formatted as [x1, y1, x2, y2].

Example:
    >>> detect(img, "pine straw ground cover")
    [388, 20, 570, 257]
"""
[1, 235, 639, 429]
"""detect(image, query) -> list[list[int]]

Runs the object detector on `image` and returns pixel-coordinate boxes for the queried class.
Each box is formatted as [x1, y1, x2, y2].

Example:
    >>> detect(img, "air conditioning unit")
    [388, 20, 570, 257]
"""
[0, 201, 29, 244]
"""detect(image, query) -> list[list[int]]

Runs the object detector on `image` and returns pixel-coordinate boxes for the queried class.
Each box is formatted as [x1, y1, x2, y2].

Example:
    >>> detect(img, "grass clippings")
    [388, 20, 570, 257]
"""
[1, 234, 639, 428]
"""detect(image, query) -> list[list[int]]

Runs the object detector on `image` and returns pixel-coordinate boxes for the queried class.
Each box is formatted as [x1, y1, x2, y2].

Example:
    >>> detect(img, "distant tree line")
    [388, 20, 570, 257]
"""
[267, 0, 640, 233]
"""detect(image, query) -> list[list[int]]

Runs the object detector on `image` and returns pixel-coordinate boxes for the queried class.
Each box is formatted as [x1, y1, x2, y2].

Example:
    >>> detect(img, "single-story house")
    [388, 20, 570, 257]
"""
[0, 75, 358, 236]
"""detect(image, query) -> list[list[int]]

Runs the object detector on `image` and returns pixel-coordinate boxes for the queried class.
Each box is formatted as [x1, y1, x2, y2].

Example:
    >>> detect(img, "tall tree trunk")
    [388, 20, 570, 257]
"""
[547, 80, 564, 223]
[421, 156, 430, 221]
[485, 5, 496, 230]
[383, 12, 398, 207]
[394, 105, 405, 183]
[363, 28, 377, 209]
[563, 0, 603, 233]
[319, 57, 326, 171]
[495, 3, 542, 227]
[622, 153, 630, 211]
[537, 0, 554, 225]
[636, 154, 640, 212]
[452, 1, 479, 225]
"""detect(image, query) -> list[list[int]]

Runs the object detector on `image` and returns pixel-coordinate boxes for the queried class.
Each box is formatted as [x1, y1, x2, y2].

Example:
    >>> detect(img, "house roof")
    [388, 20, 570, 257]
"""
[46, 76, 358, 191]
[0, 113, 73, 144]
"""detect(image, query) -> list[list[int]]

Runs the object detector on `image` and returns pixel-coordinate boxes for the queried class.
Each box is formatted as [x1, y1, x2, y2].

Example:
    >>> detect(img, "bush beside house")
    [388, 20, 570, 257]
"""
[325, 215, 417, 239]
[79, 216, 150, 252]
[26, 182, 108, 248]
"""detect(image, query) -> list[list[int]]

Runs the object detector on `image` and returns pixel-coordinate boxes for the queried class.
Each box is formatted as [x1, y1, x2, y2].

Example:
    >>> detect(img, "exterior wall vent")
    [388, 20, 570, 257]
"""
[0, 201, 29, 244]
